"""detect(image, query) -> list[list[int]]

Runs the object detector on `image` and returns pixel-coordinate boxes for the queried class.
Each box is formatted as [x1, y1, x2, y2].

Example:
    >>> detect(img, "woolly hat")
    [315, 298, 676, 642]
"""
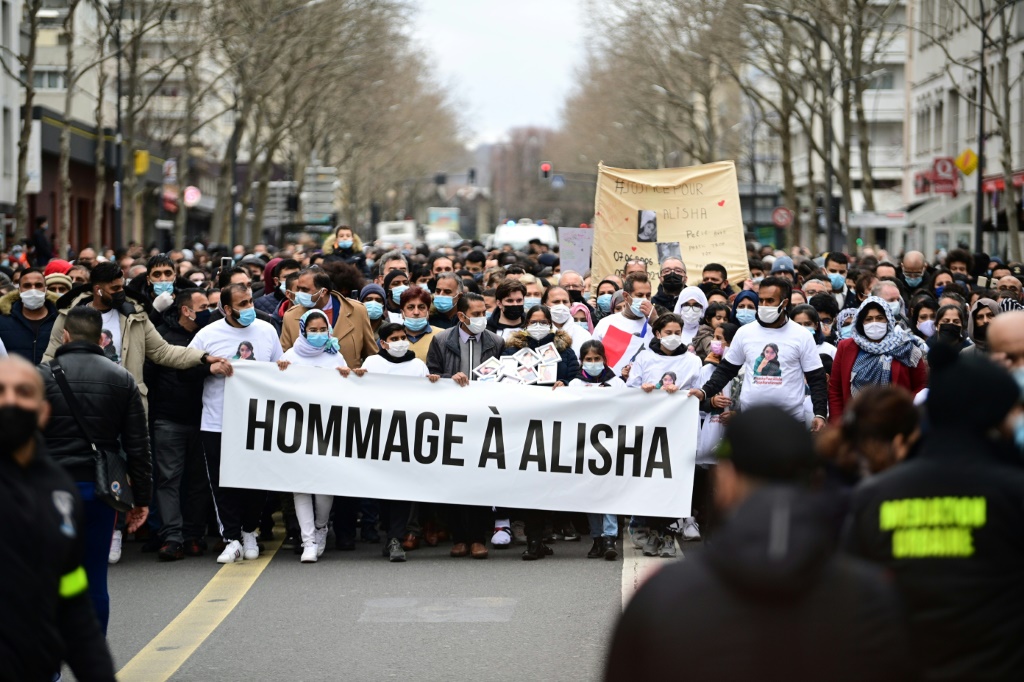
[44, 259, 73, 276]
[45, 272, 73, 290]
[718, 406, 816, 481]
[770, 256, 795, 275]
[359, 283, 386, 301]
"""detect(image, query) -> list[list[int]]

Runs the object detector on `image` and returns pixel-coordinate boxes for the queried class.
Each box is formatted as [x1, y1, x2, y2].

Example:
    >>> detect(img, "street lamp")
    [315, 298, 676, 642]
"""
[745, 4, 841, 252]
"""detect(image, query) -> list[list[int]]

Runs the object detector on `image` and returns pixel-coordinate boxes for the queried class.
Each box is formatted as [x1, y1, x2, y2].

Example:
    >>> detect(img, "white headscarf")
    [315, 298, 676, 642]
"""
[673, 285, 709, 344]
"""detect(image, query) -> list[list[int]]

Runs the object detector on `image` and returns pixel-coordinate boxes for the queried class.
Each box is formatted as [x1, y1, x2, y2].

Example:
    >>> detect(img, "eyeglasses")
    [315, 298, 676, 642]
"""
[661, 268, 685, 276]
[997, 285, 1021, 292]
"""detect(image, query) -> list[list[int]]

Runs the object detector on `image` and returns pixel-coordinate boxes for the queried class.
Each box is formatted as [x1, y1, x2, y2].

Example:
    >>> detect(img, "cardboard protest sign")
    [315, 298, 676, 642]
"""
[558, 226, 594, 276]
[590, 162, 750, 291]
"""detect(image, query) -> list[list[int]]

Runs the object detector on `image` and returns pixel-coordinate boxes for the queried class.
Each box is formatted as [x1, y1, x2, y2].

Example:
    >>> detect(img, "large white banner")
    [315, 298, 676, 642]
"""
[221, 363, 698, 517]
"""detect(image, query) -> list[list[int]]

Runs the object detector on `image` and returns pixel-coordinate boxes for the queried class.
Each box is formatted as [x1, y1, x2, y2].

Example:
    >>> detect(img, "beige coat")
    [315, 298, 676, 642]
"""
[42, 292, 206, 410]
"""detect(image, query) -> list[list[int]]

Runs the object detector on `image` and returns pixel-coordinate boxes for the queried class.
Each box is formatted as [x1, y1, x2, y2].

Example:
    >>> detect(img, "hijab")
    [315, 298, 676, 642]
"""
[293, 309, 340, 357]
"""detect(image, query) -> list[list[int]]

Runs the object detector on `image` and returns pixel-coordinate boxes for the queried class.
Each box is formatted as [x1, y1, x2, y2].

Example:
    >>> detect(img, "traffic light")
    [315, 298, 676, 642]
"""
[434, 172, 447, 186]
[539, 162, 552, 180]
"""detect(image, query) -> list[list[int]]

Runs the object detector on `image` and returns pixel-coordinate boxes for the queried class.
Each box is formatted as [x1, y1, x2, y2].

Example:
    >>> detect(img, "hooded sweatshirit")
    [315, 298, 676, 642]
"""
[606, 486, 915, 682]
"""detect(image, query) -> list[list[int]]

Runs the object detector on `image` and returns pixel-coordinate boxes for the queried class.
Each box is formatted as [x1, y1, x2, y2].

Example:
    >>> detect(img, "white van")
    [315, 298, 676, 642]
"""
[492, 219, 558, 250]
[375, 220, 418, 246]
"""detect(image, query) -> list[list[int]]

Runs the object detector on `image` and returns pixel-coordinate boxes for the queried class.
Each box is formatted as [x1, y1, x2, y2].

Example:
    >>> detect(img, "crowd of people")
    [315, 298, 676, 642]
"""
[4, 220, 1024, 679]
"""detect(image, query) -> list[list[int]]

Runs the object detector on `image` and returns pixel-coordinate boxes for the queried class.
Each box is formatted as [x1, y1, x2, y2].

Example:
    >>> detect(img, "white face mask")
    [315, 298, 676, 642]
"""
[680, 308, 702, 326]
[527, 323, 552, 340]
[550, 304, 572, 324]
[864, 321, 888, 341]
[757, 304, 783, 325]
[660, 334, 683, 351]
[886, 300, 902, 317]
[386, 339, 410, 357]
[20, 289, 46, 310]
[464, 316, 487, 335]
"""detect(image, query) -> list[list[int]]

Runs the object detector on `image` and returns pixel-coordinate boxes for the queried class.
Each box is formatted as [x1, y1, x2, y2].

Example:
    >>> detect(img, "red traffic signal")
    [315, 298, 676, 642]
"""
[540, 162, 552, 180]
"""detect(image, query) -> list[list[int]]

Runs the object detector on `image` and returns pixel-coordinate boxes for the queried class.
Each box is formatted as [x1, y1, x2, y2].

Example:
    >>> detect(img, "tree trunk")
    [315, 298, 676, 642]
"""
[92, 63, 108, 249]
[58, 1, 80, 255]
[999, 59, 1022, 261]
[16, 4, 42, 240]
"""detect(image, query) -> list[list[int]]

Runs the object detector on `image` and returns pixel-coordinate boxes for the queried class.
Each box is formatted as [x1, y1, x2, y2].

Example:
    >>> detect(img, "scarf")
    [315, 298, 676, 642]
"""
[673, 285, 708, 344]
[850, 296, 924, 395]
[294, 309, 339, 356]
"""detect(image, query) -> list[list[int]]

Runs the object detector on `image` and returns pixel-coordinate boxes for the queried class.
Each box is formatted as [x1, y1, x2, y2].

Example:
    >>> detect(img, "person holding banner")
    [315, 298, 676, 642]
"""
[592, 273, 657, 377]
[188, 283, 283, 564]
[626, 313, 703, 555]
[689, 277, 828, 431]
[425, 292, 504, 559]
[361, 322, 441, 562]
[276, 309, 350, 563]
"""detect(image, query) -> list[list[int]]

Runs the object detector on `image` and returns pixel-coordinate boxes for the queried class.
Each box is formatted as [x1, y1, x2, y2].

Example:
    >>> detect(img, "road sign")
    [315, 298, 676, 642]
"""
[932, 157, 958, 195]
[551, 174, 566, 190]
[955, 149, 978, 176]
[183, 186, 201, 208]
[771, 206, 794, 228]
[154, 219, 173, 231]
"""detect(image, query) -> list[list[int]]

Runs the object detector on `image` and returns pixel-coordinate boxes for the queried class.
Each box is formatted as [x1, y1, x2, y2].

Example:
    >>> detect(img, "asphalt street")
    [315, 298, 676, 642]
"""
[99, 528, 692, 682]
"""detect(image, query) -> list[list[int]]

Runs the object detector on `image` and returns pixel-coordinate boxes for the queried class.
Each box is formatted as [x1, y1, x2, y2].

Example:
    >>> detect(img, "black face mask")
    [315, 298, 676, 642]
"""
[502, 304, 524, 321]
[662, 273, 684, 295]
[100, 290, 126, 309]
[973, 323, 988, 342]
[568, 290, 585, 304]
[952, 273, 971, 285]
[937, 323, 962, 342]
[0, 406, 38, 458]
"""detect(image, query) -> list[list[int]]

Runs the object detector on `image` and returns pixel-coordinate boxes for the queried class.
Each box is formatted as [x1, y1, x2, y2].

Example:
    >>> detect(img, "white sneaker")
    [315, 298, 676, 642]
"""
[241, 531, 260, 560]
[491, 519, 512, 546]
[300, 543, 318, 563]
[314, 526, 328, 557]
[108, 530, 123, 564]
[217, 540, 243, 564]
[681, 518, 701, 542]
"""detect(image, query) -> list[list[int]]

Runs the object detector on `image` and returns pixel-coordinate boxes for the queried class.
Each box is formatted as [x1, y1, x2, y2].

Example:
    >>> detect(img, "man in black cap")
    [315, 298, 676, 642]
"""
[845, 345, 1024, 681]
[605, 406, 913, 682]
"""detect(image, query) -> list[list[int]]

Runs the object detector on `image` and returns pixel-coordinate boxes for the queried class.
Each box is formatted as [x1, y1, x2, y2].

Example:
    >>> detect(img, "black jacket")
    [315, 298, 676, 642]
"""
[607, 486, 914, 682]
[650, 285, 678, 311]
[143, 309, 213, 425]
[0, 290, 59, 364]
[40, 342, 152, 506]
[0, 437, 116, 681]
[845, 429, 1024, 681]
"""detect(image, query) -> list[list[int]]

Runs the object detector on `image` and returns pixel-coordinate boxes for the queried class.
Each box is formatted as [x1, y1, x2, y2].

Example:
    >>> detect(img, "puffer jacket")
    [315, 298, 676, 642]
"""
[42, 292, 206, 411]
[426, 324, 505, 377]
[0, 289, 60, 364]
[39, 342, 152, 506]
[143, 307, 213, 425]
[503, 329, 580, 384]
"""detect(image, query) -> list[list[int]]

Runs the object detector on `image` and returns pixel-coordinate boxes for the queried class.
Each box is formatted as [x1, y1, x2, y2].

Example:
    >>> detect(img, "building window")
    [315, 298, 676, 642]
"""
[32, 69, 66, 90]
[867, 72, 895, 90]
[916, 108, 929, 157]
[2, 107, 11, 177]
[966, 88, 978, 141]
[933, 101, 944, 152]
[949, 90, 960, 152]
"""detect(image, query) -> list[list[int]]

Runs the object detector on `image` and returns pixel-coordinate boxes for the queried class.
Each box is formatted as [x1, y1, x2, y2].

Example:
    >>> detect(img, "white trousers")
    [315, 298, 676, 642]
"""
[293, 493, 333, 546]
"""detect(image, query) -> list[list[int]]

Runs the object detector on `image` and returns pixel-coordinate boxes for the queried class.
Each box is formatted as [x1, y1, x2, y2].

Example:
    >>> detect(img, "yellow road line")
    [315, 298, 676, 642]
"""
[116, 536, 282, 682]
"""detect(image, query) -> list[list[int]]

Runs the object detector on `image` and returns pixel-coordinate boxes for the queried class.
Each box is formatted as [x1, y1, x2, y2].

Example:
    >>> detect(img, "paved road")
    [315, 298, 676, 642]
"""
[99, 528, 693, 682]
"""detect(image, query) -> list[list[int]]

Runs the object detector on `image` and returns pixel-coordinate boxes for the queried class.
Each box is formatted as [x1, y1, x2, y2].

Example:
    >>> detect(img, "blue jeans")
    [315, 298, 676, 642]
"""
[75, 483, 116, 634]
[587, 513, 618, 538]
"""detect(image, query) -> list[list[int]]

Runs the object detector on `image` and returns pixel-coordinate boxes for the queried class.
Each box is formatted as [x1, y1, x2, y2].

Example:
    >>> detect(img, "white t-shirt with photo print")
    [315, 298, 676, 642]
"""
[188, 318, 283, 432]
[722, 318, 822, 420]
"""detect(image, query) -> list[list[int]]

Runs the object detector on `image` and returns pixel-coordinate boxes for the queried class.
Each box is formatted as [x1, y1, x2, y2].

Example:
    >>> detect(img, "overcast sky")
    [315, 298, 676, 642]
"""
[415, 0, 586, 146]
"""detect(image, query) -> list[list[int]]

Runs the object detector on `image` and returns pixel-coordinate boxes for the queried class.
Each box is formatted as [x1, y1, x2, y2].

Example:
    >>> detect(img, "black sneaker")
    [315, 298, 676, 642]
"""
[522, 540, 553, 561]
[282, 532, 300, 551]
[158, 540, 184, 562]
[183, 537, 206, 557]
[387, 538, 406, 562]
[603, 537, 618, 561]
[587, 538, 604, 559]
[259, 526, 276, 542]
[140, 535, 162, 553]
[362, 526, 381, 544]
[336, 536, 356, 551]
[561, 523, 581, 541]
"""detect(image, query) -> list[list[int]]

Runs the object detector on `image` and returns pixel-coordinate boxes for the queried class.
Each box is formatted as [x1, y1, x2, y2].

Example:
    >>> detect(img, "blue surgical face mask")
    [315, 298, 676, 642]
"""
[583, 361, 605, 376]
[236, 307, 256, 327]
[1014, 367, 1024, 395]
[337, 239, 353, 250]
[828, 272, 846, 290]
[152, 281, 174, 296]
[404, 316, 429, 332]
[735, 308, 756, 325]
[935, 285, 946, 297]
[629, 296, 645, 317]
[364, 300, 384, 320]
[576, 320, 589, 330]
[485, 310, 493, 320]
[366, 259, 375, 269]
[582, 291, 592, 302]
[839, 324, 854, 339]
[434, 295, 455, 313]
[307, 331, 330, 348]
[905, 275, 923, 287]
[1014, 412, 1024, 453]
[295, 289, 322, 309]
[597, 293, 613, 313]
[804, 325, 816, 335]
[279, 281, 288, 294]
[391, 285, 409, 303]
[524, 297, 542, 310]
